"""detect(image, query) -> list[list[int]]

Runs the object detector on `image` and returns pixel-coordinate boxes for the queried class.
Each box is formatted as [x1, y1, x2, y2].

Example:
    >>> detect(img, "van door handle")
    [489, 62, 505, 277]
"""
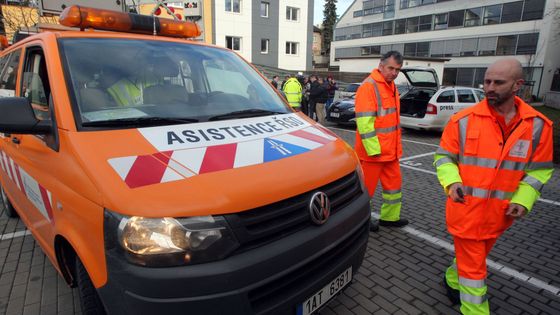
[12, 137, 20, 144]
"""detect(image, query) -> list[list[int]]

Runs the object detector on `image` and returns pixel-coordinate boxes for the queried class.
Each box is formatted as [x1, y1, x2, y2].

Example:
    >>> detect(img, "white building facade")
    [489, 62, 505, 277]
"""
[331, 0, 560, 98]
[213, 0, 313, 71]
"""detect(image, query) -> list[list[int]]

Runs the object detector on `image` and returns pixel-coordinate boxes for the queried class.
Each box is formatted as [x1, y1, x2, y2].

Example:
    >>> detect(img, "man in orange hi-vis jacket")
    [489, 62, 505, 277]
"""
[355, 51, 409, 232]
[434, 58, 554, 315]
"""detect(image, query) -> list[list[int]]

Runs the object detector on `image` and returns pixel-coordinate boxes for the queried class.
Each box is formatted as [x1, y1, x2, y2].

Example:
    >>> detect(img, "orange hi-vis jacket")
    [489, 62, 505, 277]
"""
[435, 97, 554, 239]
[355, 69, 402, 162]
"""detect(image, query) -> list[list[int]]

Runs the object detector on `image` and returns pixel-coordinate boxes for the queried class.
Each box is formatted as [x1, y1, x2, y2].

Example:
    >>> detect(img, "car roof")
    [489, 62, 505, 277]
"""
[440, 86, 483, 91]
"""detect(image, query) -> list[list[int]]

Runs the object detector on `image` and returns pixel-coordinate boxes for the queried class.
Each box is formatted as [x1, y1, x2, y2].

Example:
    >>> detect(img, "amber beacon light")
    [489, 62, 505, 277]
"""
[59, 5, 201, 38]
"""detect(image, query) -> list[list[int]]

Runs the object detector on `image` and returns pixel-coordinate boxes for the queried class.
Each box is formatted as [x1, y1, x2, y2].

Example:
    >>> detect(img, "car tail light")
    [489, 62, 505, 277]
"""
[426, 103, 437, 115]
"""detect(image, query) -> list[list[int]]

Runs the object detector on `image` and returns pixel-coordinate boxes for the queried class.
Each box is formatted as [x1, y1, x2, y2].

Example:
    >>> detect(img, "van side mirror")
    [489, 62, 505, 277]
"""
[0, 97, 51, 134]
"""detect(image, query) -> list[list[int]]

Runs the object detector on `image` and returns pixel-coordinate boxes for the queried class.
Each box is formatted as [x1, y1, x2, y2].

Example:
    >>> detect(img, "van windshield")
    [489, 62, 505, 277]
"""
[58, 38, 290, 128]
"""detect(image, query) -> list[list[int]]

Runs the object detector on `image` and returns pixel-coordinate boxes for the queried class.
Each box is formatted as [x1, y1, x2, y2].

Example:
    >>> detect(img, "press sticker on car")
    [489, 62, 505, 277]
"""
[509, 139, 530, 158]
[108, 114, 337, 188]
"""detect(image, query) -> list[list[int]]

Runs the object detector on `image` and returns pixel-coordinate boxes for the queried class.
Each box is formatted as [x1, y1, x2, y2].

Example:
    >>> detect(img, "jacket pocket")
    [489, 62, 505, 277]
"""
[464, 129, 480, 155]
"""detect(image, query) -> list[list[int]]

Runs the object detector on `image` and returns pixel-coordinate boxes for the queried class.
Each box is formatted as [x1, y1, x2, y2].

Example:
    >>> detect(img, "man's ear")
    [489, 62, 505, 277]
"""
[513, 79, 525, 93]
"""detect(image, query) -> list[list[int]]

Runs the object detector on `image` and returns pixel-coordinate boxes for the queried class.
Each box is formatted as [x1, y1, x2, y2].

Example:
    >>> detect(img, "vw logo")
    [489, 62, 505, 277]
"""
[309, 192, 331, 225]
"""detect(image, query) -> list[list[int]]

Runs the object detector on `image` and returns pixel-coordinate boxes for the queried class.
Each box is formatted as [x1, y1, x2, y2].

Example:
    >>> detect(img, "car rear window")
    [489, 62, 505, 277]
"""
[345, 84, 360, 93]
[457, 89, 476, 103]
[437, 90, 455, 103]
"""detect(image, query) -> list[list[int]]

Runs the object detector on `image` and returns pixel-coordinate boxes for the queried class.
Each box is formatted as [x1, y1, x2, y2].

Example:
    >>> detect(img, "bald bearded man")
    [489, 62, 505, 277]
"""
[434, 58, 554, 314]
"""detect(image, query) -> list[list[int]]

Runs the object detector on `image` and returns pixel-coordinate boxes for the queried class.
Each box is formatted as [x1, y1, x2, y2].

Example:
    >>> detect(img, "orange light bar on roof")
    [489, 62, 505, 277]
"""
[59, 5, 201, 38]
[0, 36, 9, 49]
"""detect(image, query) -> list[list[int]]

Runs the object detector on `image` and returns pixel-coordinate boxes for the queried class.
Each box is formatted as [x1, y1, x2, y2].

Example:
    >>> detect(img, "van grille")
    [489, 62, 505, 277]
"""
[248, 221, 368, 314]
[225, 171, 362, 254]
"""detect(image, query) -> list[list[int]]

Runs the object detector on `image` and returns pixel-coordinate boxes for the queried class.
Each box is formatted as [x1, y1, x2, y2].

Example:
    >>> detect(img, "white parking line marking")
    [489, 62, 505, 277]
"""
[400, 152, 435, 162]
[371, 213, 560, 297]
[0, 229, 31, 240]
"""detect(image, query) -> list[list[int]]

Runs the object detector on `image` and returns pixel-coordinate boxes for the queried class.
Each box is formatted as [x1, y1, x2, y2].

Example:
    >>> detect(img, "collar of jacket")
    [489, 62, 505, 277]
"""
[473, 96, 541, 121]
[370, 69, 395, 90]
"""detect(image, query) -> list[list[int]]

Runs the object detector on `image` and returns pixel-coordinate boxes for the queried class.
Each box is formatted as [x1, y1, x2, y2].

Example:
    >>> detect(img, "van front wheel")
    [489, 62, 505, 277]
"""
[75, 258, 107, 315]
[1, 185, 18, 218]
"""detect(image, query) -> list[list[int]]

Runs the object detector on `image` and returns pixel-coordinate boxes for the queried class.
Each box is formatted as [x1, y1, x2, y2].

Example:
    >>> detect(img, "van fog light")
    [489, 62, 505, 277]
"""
[116, 215, 239, 266]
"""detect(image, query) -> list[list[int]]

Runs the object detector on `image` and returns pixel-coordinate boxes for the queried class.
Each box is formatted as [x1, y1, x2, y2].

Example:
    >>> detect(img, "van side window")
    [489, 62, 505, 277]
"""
[457, 89, 476, 103]
[22, 49, 51, 120]
[0, 50, 22, 97]
[437, 90, 455, 103]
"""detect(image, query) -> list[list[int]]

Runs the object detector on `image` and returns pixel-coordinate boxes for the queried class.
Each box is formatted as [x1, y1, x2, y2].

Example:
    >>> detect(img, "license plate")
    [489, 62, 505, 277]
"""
[330, 112, 340, 118]
[297, 266, 352, 315]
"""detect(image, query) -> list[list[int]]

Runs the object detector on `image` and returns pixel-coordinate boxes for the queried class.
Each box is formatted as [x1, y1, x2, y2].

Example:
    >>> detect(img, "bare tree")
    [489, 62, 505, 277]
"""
[0, 3, 57, 41]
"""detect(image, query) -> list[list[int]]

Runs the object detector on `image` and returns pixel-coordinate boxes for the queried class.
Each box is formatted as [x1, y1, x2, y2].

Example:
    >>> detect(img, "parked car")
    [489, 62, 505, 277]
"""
[333, 82, 361, 102]
[326, 82, 409, 126]
[326, 67, 485, 131]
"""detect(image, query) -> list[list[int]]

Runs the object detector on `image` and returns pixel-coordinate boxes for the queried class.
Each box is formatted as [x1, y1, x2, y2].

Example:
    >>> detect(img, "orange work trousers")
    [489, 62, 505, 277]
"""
[360, 159, 402, 221]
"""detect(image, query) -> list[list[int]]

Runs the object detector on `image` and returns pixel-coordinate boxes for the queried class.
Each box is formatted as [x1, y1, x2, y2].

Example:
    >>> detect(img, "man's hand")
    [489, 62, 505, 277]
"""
[448, 182, 465, 203]
[505, 203, 527, 219]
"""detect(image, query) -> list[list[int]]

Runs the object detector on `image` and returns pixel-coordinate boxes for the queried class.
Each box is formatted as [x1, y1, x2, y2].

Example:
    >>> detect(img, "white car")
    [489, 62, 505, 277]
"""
[397, 68, 485, 131]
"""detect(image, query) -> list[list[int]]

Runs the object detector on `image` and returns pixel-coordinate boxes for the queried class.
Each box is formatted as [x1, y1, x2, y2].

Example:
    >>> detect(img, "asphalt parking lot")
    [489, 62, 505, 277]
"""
[1, 126, 559, 315]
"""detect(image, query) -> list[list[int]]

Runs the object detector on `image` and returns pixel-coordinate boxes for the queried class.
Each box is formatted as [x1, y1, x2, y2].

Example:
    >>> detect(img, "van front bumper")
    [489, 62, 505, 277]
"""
[98, 191, 370, 315]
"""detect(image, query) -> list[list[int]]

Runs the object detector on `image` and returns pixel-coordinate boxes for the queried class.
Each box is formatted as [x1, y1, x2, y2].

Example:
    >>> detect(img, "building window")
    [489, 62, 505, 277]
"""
[478, 36, 497, 56]
[434, 13, 448, 30]
[260, 2, 269, 17]
[226, 36, 241, 51]
[418, 15, 432, 32]
[457, 69, 475, 86]
[354, 10, 364, 17]
[448, 10, 465, 27]
[286, 42, 298, 55]
[483, 5, 502, 25]
[382, 21, 394, 36]
[444, 39, 461, 57]
[395, 19, 406, 34]
[516, 33, 538, 55]
[225, 0, 241, 13]
[384, 0, 395, 19]
[464, 7, 482, 27]
[261, 39, 269, 54]
[404, 43, 417, 56]
[286, 6, 299, 21]
[416, 42, 430, 57]
[496, 35, 517, 55]
[460, 38, 478, 56]
[522, 0, 545, 21]
[442, 68, 458, 85]
[501, 1, 522, 23]
[430, 40, 445, 57]
[406, 16, 419, 33]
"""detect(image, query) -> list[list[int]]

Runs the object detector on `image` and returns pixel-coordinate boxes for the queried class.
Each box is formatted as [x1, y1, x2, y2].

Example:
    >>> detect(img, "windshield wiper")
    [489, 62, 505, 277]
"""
[208, 109, 286, 121]
[82, 117, 199, 127]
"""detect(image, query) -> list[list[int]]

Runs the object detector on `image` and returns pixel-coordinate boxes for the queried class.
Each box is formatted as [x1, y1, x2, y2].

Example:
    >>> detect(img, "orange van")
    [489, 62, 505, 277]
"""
[0, 6, 370, 315]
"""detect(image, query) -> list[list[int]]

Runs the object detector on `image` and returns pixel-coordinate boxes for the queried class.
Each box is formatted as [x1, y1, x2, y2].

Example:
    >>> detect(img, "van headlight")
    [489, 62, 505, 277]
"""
[105, 210, 239, 267]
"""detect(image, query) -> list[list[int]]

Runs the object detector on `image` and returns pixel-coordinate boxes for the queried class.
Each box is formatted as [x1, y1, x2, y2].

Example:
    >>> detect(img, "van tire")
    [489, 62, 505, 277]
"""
[1, 185, 18, 218]
[75, 258, 107, 315]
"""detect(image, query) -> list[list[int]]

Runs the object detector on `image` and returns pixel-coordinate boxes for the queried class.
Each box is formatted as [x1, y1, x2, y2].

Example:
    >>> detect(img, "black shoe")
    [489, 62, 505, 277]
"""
[443, 275, 460, 305]
[369, 218, 379, 232]
[379, 218, 409, 227]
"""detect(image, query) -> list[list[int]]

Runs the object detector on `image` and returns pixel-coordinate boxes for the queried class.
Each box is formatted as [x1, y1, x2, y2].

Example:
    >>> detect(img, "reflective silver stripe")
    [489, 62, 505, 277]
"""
[531, 117, 544, 156]
[459, 277, 486, 289]
[500, 160, 526, 171]
[526, 161, 554, 170]
[360, 131, 377, 139]
[460, 292, 488, 305]
[458, 156, 525, 171]
[463, 186, 514, 200]
[371, 80, 382, 109]
[377, 126, 398, 134]
[434, 157, 456, 167]
[356, 111, 377, 118]
[363, 77, 375, 85]
[383, 189, 401, 194]
[378, 107, 397, 117]
[436, 147, 459, 161]
[383, 198, 401, 205]
[458, 116, 469, 156]
[521, 174, 544, 192]
[461, 156, 497, 168]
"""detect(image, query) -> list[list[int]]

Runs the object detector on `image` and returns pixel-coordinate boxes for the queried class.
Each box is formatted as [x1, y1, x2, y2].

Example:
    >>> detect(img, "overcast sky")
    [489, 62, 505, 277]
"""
[314, 0, 354, 25]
